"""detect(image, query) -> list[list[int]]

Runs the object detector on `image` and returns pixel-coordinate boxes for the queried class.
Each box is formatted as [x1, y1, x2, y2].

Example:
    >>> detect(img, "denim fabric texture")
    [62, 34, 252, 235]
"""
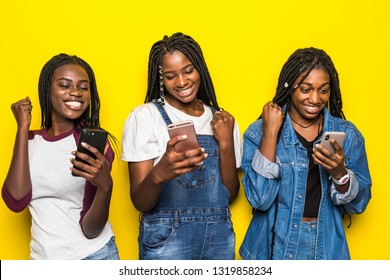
[83, 236, 119, 260]
[296, 221, 317, 260]
[239, 108, 371, 260]
[138, 102, 235, 260]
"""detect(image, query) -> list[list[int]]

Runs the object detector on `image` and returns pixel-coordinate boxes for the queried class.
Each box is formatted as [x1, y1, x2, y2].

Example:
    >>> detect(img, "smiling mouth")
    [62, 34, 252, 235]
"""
[176, 85, 194, 96]
[304, 105, 321, 112]
[65, 100, 84, 110]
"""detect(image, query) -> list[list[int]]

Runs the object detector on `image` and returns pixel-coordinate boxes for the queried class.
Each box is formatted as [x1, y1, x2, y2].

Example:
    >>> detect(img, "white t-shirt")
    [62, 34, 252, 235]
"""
[27, 129, 114, 259]
[121, 101, 242, 167]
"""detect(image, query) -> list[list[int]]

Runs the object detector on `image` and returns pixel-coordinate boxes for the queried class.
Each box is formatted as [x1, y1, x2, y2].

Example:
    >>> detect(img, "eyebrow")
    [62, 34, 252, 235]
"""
[56, 77, 90, 83]
[163, 63, 193, 74]
[300, 81, 330, 87]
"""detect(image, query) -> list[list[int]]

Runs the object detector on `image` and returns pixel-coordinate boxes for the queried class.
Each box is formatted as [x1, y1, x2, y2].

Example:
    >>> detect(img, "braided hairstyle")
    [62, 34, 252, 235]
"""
[271, 47, 345, 119]
[145, 32, 220, 109]
[38, 53, 101, 130]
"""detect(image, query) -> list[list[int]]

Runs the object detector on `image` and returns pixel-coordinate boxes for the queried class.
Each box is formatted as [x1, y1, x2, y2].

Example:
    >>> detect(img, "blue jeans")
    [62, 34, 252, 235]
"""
[296, 221, 317, 260]
[83, 236, 120, 260]
[139, 208, 235, 260]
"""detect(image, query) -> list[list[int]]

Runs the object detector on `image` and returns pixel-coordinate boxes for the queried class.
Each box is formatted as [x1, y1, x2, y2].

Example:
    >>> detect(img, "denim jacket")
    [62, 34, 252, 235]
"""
[239, 108, 371, 260]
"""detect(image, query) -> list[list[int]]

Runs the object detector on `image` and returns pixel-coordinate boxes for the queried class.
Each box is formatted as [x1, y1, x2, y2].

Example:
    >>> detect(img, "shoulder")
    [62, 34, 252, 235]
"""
[123, 103, 160, 127]
[28, 129, 45, 140]
[244, 118, 263, 138]
[328, 116, 365, 143]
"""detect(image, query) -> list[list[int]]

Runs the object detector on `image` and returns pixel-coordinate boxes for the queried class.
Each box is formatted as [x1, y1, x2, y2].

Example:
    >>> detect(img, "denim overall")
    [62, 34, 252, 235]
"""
[138, 102, 235, 260]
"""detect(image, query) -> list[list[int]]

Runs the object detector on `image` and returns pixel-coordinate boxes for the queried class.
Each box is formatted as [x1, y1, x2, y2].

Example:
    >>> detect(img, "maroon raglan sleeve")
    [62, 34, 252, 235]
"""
[2, 185, 32, 212]
[2, 131, 36, 212]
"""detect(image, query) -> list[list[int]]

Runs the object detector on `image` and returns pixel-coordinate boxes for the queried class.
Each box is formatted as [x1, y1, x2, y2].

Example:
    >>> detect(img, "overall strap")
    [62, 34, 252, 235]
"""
[153, 101, 173, 126]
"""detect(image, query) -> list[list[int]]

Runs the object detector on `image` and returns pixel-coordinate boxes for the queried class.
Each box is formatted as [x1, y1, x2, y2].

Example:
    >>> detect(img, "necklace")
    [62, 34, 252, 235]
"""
[289, 114, 321, 132]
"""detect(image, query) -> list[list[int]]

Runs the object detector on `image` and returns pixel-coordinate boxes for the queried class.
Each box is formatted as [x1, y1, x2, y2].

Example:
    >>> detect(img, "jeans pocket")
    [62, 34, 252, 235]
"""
[142, 220, 177, 248]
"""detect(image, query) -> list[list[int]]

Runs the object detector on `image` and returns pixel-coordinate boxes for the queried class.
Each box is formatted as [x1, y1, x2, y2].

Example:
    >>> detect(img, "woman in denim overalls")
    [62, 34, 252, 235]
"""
[122, 33, 242, 259]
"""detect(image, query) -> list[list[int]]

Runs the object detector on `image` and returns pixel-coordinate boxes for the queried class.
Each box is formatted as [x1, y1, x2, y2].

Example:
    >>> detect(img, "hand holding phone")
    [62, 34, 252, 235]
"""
[167, 120, 199, 153]
[72, 128, 108, 176]
[319, 131, 346, 154]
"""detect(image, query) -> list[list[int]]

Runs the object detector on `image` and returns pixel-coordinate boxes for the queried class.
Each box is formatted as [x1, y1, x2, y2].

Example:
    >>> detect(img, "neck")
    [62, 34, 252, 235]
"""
[165, 95, 204, 116]
[47, 122, 75, 137]
[289, 113, 322, 135]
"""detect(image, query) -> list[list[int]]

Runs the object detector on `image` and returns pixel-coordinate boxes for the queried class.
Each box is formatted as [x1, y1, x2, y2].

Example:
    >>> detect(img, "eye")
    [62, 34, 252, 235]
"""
[184, 68, 194, 75]
[78, 84, 90, 91]
[300, 87, 311, 93]
[164, 74, 174, 80]
[319, 88, 330, 94]
[58, 83, 70, 89]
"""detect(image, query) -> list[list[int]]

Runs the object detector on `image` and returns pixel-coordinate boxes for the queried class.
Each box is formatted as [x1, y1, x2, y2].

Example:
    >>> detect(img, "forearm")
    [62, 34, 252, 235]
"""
[129, 162, 163, 213]
[132, 176, 163, 212]
[219, 141, 239, 202]
[259, 130, 278, 163]
[81, 186, 112, 239]
[4, 128, 32, 200]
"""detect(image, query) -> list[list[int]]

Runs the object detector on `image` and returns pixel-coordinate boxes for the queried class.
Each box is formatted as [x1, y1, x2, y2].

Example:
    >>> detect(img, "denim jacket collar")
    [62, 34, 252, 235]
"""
[281, 107, 334, 149]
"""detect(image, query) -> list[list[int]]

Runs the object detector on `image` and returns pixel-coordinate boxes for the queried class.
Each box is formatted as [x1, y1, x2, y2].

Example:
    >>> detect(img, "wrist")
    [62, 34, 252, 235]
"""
[332, 173, 350, 185]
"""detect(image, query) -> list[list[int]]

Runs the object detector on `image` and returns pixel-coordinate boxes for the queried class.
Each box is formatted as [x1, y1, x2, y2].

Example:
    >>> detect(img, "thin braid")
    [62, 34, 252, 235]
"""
[265, 47, 345, 119]
[145, 32, 220, 109]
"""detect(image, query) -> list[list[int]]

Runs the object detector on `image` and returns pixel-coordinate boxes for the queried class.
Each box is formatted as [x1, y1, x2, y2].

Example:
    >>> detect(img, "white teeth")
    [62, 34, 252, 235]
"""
[65, 101, 82, 107]
[179, 88, 191, 93]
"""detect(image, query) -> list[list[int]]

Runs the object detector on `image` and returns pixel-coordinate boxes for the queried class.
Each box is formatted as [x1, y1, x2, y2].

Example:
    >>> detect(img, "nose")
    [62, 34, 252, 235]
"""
[309, 91, 320, 104]
[69, 88, 82, 97]
[175, 74, 188, 88]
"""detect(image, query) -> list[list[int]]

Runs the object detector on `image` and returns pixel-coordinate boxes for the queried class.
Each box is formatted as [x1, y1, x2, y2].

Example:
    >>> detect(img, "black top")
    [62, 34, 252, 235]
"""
[296, 131, 321, 218]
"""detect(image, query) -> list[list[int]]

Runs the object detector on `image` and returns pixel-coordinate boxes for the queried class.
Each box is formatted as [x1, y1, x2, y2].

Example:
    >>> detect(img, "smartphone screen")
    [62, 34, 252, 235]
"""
[72, 128, 108, 175]
[320, 131, 346, 154]
[167, 121, 199, 153]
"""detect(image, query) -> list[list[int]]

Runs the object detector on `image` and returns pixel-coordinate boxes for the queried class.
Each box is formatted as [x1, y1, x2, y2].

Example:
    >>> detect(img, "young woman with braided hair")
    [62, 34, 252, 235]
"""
[122, 32, 242, 259]
[2, 54, 119, 259]
[240, 47, 371, 259]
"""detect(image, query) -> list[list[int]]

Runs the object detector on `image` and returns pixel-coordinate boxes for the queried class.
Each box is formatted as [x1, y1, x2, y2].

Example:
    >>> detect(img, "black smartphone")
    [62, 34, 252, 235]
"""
[72, 128, 108, 176]
[167, 120, 199, 153]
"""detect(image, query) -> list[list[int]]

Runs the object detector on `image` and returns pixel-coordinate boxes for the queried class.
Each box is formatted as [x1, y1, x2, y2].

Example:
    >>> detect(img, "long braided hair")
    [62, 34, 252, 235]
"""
[270, 47, 345, 120]
[38, 53, 101, 130]
[145, 32, 220, 109]
[38, 53, 118, 148]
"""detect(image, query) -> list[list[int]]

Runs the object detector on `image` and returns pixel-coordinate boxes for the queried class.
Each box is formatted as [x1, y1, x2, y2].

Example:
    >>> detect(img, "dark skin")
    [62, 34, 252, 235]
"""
[4, 64, 113, 239]
[260, 68, 349, 221]
[129, 50, 239, 212]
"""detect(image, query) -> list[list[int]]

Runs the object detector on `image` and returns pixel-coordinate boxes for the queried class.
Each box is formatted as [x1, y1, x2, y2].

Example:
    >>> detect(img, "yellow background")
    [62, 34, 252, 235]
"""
[0, 0, 389, 259]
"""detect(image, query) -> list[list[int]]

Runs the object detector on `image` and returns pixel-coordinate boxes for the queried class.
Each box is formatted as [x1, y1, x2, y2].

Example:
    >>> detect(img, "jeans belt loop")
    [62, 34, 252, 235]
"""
[174, 210, 179, 228]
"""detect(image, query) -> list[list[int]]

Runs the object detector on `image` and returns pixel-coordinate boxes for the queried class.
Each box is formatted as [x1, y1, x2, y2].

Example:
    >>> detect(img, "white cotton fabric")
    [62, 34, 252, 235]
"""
[121, 101, 242, 167]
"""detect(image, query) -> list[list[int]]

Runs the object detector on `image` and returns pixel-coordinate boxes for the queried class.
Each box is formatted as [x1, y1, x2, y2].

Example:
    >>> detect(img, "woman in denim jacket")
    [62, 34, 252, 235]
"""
[239, 48, 371, 260]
